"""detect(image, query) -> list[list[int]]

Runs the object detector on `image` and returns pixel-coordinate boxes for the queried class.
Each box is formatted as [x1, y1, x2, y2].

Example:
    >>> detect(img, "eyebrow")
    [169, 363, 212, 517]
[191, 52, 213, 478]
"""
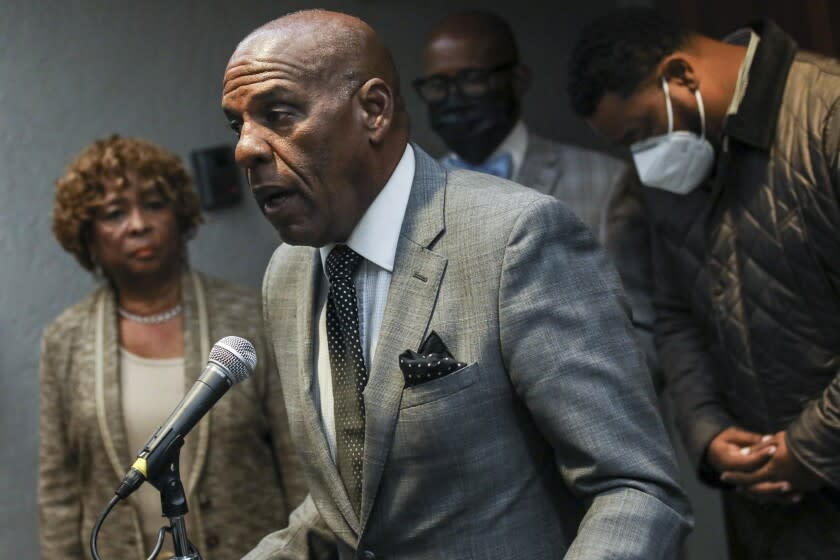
[223, 85, 296, 117]
[96, 195, 127, 209]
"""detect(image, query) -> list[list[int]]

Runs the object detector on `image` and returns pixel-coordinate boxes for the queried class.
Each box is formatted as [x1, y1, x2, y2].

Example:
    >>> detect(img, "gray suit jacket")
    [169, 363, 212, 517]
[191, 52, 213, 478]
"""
[516, 133, 626, 241]
[516, 133, 661, 390]
[247, 145, 691, 559]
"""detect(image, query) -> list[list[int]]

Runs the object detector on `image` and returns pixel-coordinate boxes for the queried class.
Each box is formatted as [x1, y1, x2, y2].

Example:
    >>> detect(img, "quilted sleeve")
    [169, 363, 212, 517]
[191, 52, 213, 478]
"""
[785, 97, 840, 489]
[650, 227, 735, 484]
[825, 98, 840, 203]
[787, 374, 840, 489]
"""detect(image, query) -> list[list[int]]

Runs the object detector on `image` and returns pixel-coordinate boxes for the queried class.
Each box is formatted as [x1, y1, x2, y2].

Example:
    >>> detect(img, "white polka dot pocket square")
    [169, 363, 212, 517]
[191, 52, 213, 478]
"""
[398, 331, 467, 388]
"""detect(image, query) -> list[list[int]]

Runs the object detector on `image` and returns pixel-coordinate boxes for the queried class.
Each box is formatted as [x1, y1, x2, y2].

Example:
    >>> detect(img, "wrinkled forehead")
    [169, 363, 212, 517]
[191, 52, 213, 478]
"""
[223, 31, 330, 92]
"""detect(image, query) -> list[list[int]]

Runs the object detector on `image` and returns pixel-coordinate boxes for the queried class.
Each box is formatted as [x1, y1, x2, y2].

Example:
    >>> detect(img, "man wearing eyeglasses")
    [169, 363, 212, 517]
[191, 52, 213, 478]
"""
[415, 10, 662, 390]
[415, 10, 636, 240]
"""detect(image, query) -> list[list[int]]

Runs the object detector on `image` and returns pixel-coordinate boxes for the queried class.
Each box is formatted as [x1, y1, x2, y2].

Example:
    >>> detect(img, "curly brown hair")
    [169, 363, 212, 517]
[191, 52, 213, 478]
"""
[52, 135, 203, 271]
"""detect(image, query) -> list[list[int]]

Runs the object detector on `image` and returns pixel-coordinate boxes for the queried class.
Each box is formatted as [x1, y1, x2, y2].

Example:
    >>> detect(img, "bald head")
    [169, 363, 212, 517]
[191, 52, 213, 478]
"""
[221, 10, 409, 247]
[424, 10, 519, 70]
[227, 10, 401, 101]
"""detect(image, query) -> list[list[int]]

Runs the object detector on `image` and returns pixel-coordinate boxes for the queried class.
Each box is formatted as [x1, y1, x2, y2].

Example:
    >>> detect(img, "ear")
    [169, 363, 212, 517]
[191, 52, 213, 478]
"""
[356, 78, 394, 145]
[512, 64, 531, 97]
[657, 54, 700, 91]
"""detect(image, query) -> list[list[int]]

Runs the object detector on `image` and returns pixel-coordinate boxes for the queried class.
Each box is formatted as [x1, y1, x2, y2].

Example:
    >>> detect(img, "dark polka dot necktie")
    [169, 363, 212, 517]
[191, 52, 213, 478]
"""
[325, 244, 367, 513]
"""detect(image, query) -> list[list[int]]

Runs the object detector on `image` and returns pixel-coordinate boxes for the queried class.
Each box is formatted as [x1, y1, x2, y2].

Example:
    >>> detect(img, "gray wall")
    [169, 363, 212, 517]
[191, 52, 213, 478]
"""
[0, 0, 724, 557]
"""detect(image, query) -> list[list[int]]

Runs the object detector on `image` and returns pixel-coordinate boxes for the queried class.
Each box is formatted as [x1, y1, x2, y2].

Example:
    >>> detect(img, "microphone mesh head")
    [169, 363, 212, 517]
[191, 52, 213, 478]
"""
[208, 336, 257, 384]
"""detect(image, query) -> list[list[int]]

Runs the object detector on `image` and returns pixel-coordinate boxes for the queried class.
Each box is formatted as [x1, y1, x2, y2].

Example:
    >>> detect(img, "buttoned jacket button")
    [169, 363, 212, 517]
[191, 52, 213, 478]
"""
[198, 492, 212, 508]
[207, 534, 220, 548]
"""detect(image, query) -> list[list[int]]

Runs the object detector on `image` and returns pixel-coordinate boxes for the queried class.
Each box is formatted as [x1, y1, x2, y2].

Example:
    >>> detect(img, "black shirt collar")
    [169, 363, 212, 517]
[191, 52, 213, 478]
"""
[723, 19, 798, 150]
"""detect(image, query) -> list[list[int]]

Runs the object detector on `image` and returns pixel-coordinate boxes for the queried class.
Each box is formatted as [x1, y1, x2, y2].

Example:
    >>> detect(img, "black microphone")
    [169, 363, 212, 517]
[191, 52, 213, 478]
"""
[114, 336, 256, 499]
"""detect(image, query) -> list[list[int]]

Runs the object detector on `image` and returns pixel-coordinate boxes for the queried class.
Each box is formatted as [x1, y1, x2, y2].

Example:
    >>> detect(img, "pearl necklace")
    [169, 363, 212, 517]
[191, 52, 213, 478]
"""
[118, 303, 183, 324]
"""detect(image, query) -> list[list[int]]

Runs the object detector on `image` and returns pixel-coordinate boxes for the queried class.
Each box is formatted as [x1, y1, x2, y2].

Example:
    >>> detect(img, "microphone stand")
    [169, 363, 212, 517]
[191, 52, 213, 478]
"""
[150, 447, 202, 560]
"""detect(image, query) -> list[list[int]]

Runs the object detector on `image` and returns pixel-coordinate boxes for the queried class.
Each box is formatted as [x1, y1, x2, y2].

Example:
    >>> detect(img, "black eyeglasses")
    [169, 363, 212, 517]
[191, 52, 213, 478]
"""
[412, 61, 517, 103]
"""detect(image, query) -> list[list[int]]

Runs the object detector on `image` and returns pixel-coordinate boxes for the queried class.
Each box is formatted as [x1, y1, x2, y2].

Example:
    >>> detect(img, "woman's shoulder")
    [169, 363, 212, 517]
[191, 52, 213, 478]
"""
[43, 286, 105, 342]
[193, 270, 262, 328]
[195, 270, 260, 303]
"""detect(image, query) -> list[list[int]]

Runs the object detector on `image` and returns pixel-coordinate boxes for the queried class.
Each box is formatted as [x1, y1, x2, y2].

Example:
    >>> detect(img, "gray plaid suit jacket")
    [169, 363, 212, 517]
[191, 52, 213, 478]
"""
[516, 133, 629, 242]
[515, 133, 661, 390]
[245, 145, 691, 560]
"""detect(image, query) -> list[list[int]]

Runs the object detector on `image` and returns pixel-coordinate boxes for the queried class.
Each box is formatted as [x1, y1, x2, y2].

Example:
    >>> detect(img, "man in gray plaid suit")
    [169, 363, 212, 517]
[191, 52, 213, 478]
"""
[223, 9, 692, 559]
[414, 10, 661, 390]
[415, 10, 636, 240]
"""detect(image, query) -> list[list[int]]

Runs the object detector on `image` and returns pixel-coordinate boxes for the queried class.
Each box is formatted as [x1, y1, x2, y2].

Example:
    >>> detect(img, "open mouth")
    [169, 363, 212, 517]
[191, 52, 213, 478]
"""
[254, 184, 298, 215]
[264, 191, 294, 212]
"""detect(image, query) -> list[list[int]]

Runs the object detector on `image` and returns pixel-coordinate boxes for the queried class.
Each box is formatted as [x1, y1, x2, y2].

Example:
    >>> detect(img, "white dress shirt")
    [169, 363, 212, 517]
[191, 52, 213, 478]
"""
[313, 144, 415, 461]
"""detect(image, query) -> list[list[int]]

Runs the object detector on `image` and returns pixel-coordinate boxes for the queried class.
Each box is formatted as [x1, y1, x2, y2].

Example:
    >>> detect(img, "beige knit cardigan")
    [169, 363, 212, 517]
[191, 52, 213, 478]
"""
[38, 268, 307, 559]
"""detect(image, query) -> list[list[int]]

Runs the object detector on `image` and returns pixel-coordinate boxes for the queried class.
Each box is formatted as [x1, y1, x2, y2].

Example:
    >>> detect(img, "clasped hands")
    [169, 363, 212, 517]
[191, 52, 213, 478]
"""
[705, 427, 824, 504]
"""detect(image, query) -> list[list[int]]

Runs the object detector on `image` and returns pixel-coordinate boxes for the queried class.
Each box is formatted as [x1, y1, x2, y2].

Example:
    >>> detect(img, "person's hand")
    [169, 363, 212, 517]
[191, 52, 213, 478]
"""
[721, 431, 824, 504]
[705, 426, 776, 475]
[706, 427, 797, 504]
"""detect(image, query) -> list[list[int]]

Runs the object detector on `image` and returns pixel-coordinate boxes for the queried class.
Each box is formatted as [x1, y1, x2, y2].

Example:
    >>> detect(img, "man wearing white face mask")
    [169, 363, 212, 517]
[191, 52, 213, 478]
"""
[570, 7, 840, 559]
[630, 78, 715, 195]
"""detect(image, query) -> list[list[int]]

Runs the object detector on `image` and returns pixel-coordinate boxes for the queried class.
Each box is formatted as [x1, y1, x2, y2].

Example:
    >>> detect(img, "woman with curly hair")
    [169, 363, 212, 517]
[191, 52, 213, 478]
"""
[39, 135, 306, 559]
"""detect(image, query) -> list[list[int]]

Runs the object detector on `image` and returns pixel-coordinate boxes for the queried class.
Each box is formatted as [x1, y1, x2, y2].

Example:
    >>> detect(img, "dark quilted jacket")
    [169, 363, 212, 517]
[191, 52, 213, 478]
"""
[647, 20, 840, 493]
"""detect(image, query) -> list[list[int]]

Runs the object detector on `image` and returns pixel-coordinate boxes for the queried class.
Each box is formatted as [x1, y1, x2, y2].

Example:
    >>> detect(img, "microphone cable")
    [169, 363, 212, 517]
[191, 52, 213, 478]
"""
[89, 336, 254, 559]
[90, 494, 119, 560]
[90, 493, 197, 560]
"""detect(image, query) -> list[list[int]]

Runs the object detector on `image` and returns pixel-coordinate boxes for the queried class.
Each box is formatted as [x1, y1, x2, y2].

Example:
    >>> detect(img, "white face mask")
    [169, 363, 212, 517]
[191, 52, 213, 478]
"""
[630, 79, 714, 195]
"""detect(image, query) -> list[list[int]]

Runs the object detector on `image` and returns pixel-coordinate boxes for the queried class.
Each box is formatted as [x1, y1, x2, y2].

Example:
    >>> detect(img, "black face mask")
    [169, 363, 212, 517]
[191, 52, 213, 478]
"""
[428, 91, 518, 165]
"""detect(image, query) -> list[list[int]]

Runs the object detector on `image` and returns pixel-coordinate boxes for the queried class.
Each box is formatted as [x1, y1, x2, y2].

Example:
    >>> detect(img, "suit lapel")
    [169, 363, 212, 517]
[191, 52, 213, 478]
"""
[359, 146, 448, 529]
[295, 249, 361, 531]
[516, 133, 562, 192]
[94, 288, 134, 483]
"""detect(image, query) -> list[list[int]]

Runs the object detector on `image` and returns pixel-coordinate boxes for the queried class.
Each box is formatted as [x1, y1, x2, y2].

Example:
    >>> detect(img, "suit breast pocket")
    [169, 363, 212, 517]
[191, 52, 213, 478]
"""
[400, 362, 480, 409]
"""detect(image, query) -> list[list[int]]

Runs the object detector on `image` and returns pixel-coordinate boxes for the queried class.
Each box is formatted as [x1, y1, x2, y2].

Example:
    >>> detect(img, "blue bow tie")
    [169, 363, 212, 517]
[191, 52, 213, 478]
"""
[442, 153, 513, 179]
